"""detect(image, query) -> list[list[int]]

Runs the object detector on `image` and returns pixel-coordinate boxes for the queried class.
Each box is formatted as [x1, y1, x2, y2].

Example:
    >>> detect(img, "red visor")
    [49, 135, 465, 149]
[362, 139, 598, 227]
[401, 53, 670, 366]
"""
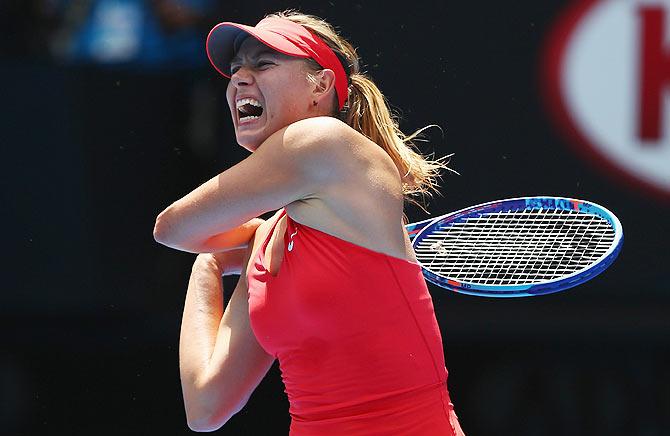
[206, 17, 349, 110]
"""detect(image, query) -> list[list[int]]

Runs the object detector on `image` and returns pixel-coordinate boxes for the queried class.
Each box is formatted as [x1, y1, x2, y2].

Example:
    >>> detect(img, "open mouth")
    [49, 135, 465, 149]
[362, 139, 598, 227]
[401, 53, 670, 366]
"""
[236, 98, 264, 123]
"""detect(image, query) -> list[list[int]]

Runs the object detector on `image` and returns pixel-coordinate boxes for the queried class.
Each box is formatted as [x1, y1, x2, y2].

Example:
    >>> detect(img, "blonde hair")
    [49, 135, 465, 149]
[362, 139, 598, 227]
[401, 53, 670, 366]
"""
[265, 10, 453, 211]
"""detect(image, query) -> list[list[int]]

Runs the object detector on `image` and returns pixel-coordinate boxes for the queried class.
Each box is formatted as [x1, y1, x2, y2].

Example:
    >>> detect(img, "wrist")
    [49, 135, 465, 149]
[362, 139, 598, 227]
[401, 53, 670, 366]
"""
[193, 253, 222, 274]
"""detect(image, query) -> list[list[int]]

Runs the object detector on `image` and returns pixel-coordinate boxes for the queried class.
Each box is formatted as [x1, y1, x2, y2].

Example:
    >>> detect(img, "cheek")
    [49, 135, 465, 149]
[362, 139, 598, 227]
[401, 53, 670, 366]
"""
[225, 88, 235, 115]
[275, 84, 310, 115]
[270, 97, 299, 121]
[263, 71, 312, 120]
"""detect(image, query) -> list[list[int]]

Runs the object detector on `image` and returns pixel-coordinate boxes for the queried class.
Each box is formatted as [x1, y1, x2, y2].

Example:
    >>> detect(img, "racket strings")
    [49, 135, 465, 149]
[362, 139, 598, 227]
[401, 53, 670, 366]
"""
[414, 208, 615, 285]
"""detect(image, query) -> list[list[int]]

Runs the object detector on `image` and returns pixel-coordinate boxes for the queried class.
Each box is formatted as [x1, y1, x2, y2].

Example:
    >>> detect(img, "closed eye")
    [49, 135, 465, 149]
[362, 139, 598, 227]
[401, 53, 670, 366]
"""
[256, 60, 275, 69]
[230, 60, 275, 75]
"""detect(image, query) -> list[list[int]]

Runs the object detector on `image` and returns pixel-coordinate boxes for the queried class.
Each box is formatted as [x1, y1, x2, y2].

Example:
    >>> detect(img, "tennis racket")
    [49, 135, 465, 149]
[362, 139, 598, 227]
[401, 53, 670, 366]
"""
[405, 196, 623, 297]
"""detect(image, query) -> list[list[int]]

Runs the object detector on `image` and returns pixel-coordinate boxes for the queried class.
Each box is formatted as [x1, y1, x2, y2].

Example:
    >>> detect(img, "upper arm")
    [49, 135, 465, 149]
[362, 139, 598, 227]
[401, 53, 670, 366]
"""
[154, 116, 350, 252]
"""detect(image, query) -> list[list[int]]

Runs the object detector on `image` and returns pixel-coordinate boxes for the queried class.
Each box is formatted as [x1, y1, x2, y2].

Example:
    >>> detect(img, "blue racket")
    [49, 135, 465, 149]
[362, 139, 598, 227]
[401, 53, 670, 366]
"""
[405, 196, 623, 297]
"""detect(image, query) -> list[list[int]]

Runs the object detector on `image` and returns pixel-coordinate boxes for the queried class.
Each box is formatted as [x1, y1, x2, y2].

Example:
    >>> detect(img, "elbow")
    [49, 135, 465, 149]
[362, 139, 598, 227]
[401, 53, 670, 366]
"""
[153, 210, 170, 245]
[153, 208, 202, 252]
[186, 415, 225, 433]
[153, 208, 182, 249]
[182, 379, 249, 432]
[184, 399, 246, 432]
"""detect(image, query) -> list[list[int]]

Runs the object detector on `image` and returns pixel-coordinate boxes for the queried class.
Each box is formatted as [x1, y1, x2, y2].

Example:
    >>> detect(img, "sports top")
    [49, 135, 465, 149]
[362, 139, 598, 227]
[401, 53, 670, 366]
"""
[247, 209, 463, 435]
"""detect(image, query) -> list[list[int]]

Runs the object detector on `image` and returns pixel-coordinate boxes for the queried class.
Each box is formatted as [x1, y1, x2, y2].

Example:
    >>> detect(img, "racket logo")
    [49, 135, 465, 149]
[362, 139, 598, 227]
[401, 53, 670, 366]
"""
[429, 241, 448, 256]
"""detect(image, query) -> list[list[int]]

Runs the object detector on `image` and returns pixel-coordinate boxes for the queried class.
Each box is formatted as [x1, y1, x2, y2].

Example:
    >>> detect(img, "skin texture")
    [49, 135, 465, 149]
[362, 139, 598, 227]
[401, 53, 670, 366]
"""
[156, 36, 418, 432]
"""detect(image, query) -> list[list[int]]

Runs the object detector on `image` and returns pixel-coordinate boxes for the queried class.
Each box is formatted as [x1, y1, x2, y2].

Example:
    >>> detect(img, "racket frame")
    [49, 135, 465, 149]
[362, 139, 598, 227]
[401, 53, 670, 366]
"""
[406, 196, 623, 297]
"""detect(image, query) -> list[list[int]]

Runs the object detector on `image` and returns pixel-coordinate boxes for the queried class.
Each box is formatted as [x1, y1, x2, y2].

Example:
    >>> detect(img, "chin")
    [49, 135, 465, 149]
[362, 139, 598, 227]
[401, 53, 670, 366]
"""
[242, 144, 260, 153]
[236, 128, 274, 152]
[237, 141, 258, 153]
[236, 136, 262, 152]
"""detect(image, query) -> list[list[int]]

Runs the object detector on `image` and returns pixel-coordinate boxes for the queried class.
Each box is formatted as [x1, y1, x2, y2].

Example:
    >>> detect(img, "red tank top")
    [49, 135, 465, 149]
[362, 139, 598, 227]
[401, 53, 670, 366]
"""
[247, 209, 462, 435]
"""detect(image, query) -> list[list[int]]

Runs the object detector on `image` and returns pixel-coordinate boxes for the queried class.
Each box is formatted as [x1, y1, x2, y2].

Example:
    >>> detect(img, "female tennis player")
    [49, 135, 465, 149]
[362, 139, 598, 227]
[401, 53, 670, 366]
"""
[153, 10, 465, 435]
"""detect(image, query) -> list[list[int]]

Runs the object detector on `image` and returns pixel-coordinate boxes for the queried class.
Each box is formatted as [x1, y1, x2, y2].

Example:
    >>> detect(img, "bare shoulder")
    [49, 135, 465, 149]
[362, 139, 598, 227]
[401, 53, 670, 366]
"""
[283, 116, 357, 146]
[257, 118, 412, 261]
[281, 117, 374, 159]
[280, 117, 396, 180]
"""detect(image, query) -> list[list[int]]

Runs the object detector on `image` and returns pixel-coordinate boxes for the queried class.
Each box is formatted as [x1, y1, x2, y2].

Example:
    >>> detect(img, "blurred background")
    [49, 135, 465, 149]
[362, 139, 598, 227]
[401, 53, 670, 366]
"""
[2, 0, 669, 435]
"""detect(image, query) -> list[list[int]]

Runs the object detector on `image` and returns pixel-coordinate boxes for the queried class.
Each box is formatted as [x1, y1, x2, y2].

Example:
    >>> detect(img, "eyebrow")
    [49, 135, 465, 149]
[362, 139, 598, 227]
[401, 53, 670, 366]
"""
[230, 48, 279, 66]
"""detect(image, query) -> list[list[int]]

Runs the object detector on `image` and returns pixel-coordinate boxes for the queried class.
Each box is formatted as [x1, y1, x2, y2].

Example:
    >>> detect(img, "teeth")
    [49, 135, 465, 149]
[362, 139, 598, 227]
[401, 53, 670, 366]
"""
[236, 98, 262, 108]
[239, 115, 260, 122]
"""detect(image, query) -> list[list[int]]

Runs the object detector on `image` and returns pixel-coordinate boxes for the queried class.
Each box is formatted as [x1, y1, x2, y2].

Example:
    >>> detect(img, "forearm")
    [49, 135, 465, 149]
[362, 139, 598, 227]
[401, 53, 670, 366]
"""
[179, 250, 261, 430]
[154, 213, 264, 253]
[179, 254, 225, 390]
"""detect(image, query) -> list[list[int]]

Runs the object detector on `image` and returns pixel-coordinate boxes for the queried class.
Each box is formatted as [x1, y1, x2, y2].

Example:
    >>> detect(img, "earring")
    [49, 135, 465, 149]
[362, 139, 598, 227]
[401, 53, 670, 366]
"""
[313, 100, 318, 106]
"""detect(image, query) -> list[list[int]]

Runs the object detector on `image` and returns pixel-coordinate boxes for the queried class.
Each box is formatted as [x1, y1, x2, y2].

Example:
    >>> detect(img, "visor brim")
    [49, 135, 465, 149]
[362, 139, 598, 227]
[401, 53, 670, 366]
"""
[206, 22, 311, 78]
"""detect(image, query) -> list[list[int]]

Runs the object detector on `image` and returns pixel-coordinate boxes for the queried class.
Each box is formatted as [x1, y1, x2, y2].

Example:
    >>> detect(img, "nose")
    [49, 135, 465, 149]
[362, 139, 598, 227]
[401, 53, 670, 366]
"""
[230, 67, 254, 88]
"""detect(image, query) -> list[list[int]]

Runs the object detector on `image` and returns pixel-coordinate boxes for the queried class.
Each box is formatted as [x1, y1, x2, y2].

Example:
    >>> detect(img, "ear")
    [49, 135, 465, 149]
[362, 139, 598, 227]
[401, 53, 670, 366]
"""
[311, 69, 337, 106]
